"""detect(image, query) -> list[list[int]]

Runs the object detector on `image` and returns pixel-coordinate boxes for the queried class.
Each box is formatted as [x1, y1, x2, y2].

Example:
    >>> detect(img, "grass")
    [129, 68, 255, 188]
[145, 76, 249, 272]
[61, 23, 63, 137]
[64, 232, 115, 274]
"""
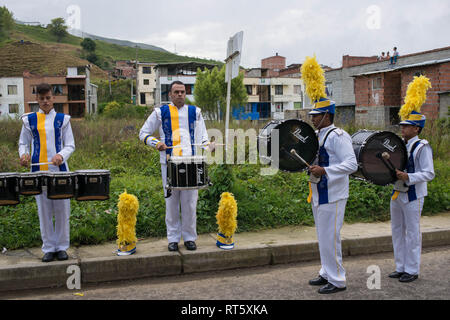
[0, 117, 448, 250]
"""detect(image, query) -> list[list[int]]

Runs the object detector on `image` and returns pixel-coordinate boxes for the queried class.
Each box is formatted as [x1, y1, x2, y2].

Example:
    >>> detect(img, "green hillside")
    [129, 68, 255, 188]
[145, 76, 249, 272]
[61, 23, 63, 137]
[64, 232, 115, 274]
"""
[1, 23, 221, 80]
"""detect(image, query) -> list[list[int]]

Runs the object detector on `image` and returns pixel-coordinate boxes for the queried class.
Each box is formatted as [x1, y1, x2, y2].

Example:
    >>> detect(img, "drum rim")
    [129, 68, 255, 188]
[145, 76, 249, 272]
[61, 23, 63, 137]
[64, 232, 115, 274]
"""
[354, 130, 407, 185]
[0, 172, 19, 177]
[46, 172, 76, 177]
[74, 169, 111, 174]
[19, 172, 46, 177]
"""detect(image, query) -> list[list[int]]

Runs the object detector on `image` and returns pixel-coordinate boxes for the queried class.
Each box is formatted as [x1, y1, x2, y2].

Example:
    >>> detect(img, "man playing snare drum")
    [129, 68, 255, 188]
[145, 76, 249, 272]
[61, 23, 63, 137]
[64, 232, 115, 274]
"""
[139, 81, 214, 252]
[18, 83, 75, 262]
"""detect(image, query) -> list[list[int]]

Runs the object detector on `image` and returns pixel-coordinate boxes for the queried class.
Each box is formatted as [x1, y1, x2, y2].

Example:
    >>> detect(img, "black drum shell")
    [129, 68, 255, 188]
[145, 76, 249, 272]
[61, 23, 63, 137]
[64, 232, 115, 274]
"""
[258, 119, 319, 172]
[352, 130, 407, 186]
[167, 158, 208, 189]
[75, 171, 110, 201]
[46, 173, 75, 200]
[0, 174, 20, 206]
[19, 172, 44, 196]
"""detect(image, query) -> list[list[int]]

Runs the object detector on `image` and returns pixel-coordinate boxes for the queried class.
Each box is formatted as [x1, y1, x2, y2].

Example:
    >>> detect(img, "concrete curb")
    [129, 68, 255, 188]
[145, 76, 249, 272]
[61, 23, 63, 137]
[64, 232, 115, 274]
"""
[1, 228, 449, 293]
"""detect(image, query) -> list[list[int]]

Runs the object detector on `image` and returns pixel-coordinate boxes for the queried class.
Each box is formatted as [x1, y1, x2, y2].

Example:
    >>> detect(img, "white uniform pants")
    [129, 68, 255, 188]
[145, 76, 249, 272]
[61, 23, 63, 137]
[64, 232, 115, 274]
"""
[390, 197, 424, 275]
[35, 188, 71, 254]
[312, 199, 347, 288]
[161, 164, 198, 243]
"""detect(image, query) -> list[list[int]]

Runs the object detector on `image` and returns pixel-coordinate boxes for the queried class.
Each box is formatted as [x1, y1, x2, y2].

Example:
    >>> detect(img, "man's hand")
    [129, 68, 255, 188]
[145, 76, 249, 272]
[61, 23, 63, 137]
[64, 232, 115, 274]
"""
[156, 142, 168, 151]
[51, 154, 64, 166]
[20, 154, 31, 168]
[396, 169, 409, 182]
[207, 142, 216, 152]
[309, 165, 326, 177]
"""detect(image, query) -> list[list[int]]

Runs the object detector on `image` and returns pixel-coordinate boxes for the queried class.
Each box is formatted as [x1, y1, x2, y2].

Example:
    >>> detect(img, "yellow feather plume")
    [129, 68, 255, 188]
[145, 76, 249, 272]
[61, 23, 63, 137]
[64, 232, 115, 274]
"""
[301, 55, 327, 104]
[399, 75, 432, 120]
[216, 192, 238, 238]
[117, 191, 139, 246]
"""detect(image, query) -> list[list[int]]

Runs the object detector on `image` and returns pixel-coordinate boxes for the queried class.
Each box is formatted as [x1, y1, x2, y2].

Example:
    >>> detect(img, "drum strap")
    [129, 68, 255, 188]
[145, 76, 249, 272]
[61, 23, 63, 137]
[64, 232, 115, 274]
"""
[391, 140, 421, 201]
[307, 128, 337, 204]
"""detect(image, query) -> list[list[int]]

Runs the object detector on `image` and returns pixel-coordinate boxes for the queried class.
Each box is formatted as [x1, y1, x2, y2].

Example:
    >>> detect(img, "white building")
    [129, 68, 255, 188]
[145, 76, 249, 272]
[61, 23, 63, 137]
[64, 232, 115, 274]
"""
[241, 75, 303, 120]
[0, 77, 25, 119]
[154, 62, 218, 106]
[136, 62, 157, 106]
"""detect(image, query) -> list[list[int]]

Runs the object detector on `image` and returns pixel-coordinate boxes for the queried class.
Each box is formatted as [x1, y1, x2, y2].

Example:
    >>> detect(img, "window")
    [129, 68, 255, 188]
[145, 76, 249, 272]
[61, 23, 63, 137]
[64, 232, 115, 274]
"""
[29, 103, 39, 112]
[143, 79, 150, 86]
[372, 77, 382, 90]
[140, 93, 146, 105]
[185, 84, 193, 95]
[54, 103, 64, 113]
[326, 82, 333, 97]
[275, 85, 283, 95]
[294, 85, 302, 95]
[275, 103, 284, 112]
[53, 85, 63, 95]
[9, 104, 19, 113]
[390, 107, 400, 125]
[32, 86, 37, 94]
[142, 67, 152, 74]
[8, 85, 17, 95]
[246, 85, 253, 95]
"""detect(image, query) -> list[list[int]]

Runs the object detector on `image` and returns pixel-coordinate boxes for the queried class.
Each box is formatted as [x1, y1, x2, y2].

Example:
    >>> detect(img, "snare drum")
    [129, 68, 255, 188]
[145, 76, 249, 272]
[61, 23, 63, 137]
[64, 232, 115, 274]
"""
[0, 173, 20, 206]
[46, 172, 76, 200]
[19, 172, 44, 196]
[167, 156, 209, 190]
[75, 170, 111, 201]
[352, 130, 407, 186]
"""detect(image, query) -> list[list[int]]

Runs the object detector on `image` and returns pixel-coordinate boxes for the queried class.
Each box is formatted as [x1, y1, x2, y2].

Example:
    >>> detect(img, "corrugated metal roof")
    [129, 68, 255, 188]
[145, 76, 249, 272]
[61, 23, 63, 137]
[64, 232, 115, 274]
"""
[352, 58, 450, 77]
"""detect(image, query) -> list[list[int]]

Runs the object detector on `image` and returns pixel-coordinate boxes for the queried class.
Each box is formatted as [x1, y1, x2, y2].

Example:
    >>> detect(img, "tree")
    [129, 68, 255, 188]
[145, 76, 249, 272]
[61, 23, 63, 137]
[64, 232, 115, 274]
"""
[47, 18, 68, 43]
[86, 52, 99, 65]
[194, 66, 247, 121]
[81, 38, 96, 52]
[0, 6, 14, 39]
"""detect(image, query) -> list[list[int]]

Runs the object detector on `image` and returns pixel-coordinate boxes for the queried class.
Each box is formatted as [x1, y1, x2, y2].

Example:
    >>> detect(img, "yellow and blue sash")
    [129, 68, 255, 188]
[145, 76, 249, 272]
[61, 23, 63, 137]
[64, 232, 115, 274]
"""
[28, 112, 67, 172]
[160, 105, 197, 156]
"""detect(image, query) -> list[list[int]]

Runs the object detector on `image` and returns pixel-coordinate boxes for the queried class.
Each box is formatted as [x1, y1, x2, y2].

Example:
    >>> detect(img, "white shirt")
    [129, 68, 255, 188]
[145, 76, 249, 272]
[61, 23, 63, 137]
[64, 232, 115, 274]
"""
[139, 104, 209, 164]
[310, 124, 358, 206]
[18, 109, 75, 172]
[397, 135, 435, 203]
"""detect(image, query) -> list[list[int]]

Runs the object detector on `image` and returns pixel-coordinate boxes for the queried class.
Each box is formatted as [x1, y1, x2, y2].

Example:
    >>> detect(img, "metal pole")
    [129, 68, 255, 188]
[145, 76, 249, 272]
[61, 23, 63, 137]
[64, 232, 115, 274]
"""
[225, 62, 232, 152]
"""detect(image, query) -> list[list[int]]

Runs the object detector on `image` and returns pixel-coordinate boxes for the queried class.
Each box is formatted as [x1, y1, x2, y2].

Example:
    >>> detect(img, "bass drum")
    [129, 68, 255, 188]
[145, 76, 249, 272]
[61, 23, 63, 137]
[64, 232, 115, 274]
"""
[352, 130, 407, 186]
[258, 119, 319, 172]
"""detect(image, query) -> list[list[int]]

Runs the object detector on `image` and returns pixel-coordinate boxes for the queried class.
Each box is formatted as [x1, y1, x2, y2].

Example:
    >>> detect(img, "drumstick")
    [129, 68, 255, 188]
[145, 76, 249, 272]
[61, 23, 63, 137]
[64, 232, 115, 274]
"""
[290, 149, 311, 168]
[381, 152, 397, 172]
[166, 143, 225, 149]
[31, 161, 65, 166]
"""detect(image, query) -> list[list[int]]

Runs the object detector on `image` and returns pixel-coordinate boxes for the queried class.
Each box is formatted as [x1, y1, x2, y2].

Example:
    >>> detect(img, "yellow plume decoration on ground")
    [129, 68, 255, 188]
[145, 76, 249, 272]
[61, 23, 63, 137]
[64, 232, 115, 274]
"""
[116, 191, 139, 246]
[399, 75, 432, 120]
[301, 55, 327, 104]
[216, 192, 238, 238]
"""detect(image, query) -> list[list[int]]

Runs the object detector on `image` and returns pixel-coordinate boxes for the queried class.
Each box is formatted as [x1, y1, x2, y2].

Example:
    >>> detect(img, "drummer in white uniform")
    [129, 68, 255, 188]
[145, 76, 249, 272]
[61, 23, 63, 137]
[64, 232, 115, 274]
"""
[139, 81, 214, 252]
[389, 76, 435, 283]
[18, 83, 75, 263]
[306, 98, 358, 294]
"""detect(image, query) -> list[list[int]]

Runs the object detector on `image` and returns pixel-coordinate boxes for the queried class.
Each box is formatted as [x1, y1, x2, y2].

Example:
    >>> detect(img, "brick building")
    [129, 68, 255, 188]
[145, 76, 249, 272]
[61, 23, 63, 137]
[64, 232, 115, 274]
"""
[22, 66, 98, 118]
[113, 60, 137, 79]
[261, 53, 286, 77]
[323, 46, 450, 127]
[353, 58, 450, 126]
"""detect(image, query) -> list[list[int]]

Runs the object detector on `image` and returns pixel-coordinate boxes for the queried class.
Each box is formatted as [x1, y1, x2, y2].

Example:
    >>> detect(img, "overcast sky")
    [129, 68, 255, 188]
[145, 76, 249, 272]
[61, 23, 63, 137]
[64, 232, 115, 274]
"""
[1, 0, 449, 68]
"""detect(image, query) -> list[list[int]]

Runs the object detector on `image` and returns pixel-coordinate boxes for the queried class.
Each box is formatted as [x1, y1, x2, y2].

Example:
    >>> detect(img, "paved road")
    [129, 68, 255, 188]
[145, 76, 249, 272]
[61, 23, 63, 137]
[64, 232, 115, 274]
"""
[2, 245, 449, 301]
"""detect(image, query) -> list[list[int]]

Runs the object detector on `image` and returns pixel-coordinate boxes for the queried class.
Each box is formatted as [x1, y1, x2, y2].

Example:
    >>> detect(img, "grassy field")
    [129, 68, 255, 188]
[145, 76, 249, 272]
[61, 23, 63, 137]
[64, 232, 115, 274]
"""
[0, 116, 448, 250]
